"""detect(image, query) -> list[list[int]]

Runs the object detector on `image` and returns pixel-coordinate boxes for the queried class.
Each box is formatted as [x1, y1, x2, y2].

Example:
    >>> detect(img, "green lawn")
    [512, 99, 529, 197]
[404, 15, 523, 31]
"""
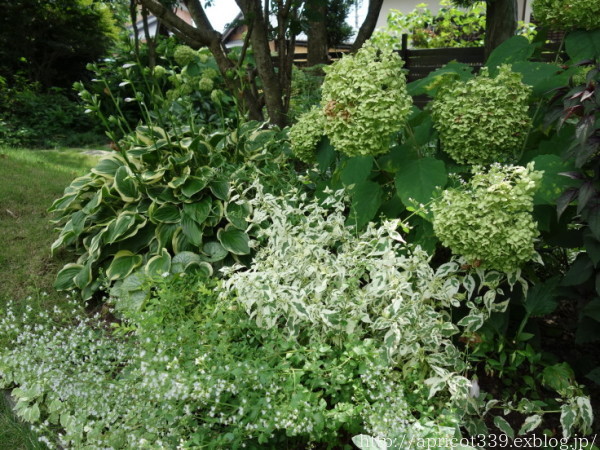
[0, 147, 99, 449]
[0, 148, 98, 307]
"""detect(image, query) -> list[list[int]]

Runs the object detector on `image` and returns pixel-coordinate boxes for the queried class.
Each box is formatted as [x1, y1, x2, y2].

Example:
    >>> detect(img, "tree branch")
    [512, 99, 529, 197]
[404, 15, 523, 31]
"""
[350, 0, 384, 52]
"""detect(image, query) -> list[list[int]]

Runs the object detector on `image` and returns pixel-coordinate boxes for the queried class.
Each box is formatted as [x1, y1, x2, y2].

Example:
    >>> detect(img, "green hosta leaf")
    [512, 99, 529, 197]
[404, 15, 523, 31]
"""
[91, 157, 124, 178]
[156, 223, 177, 250]
[194, 261, 213, 277]
[106, 250, 143, 281]
[210, 179, 230, 200]
[167, 166, 191, 189]
[201, 241, 228, 262]
[114, 166, 139, 202]
[532, 155, 579, 205]
[141, 168, 166, 183]
[340, 156, 373, 187]
[172, 228, 195, 253]
[54, 263, 84, 291]
[486, 36, 534, 74]
[49, 193, 78, 212]
[82, 189, 103, 214]
[171, 251, 202, 273]
[565, 29, 600, 62]
[181, 213, 203, 246]
[206, 200, 224, 227]
[183, 198, 211, 224]
[181, 176, 209, 198]
[522, 277, 559, 316]
[150, 203, 181, 224]
[395, 157, 447, 208]
[217, 226, 250, 255]
[493, 415, 514, 439]
[145, 249, 172, 276]
[225, 201, 251, 230]
[73, 261, 92, 290]
[518, 414, 541, 435]
[348, 181, 383, 229]
[104, 212, 137, 244]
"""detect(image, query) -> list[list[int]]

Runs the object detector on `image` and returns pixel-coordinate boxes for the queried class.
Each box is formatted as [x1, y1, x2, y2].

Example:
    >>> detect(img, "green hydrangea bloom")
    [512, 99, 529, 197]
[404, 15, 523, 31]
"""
[173, 45, 197, 67]
[532, 0, 600, 31]
[203, 68, 219, 80]
[198, 77, 214, 92]
[152, 65, 166, 78]
[432, 65, 531, 165]
[289, 106, 326, 163]
[320, 43, 412, 157]
[431, 163, 543, 272]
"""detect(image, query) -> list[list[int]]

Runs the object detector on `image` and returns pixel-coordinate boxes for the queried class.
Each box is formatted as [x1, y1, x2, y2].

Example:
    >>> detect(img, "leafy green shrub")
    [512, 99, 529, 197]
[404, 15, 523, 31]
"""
[288, 64, 326, 122]
[320, 43, 412, 157]
[532, 0, 600, 31]
[431, 65, 532, 165]
[0, 78, 104, 148]
[379, 0, 487, 49]
[432, 163, 543, 272]
[49, 120, 291, 301]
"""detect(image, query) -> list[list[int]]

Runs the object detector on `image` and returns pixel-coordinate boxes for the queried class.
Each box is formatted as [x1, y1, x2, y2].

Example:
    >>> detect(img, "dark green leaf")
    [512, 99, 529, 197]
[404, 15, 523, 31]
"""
[201, 241, 228, 262]
[347, 181, 383, 229]
[171, 251, 202, 273]
[217, 227, 250, 255]
[523, 278, 559, 316]
[91, 157, 124, 178]
[225, 201, 251, 230]
[542, 363, 574, 393]
[106, 251, 143, 281]
[114, 166, 139, 202]
[54, 263, 84, 291]
[562, 253, 594, 286]
[145, 249, 172, 276]
[181, 176, 209, 198]
[395, 157, 447, 207]
[183, 198, 212, 224]
[181, 213, 203, 246]
[565, 30, 600, 62]
[531, 155, 579, 205]
[210, 180, 229, 200]
[486, 36, 534, 74]
[340, 156, 373, 187]
[151, 203, 181, 223]
[316, 136, 335, 171]
[582, 298, 600, 322]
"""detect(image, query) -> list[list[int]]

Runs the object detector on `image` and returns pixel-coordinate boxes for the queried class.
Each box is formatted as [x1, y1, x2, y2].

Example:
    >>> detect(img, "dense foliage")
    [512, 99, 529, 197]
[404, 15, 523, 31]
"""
[0, 0, 117, 89]
[431, 65, 532, 164]
[532, 0, 600, 31]
[1, 6, 599, 448]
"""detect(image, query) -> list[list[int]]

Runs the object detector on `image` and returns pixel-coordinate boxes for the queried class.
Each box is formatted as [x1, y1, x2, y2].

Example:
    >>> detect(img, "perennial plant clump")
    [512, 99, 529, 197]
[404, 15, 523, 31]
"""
[431, 163, 543, 272]
[319, 43, 413, 157]
[431, 65, 532, 165]
[532, 0, 600, 31]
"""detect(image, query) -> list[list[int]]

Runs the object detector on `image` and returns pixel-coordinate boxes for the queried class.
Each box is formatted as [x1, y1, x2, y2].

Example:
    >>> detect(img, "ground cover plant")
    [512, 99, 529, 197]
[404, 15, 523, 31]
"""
[1, 6, 600, 449]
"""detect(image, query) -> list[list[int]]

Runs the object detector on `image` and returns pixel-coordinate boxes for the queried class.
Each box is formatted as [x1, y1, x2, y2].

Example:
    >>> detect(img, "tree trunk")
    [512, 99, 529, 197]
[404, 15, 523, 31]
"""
[306, 1, 328, 66]
[351, 0, 384, 52]
[485, 0, 517, 58]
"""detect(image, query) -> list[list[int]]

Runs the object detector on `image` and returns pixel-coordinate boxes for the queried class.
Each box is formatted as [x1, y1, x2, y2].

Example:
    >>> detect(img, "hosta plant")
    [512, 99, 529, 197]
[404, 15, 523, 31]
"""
[431, 65, 531, 165]
[49, 121, 290, 302]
